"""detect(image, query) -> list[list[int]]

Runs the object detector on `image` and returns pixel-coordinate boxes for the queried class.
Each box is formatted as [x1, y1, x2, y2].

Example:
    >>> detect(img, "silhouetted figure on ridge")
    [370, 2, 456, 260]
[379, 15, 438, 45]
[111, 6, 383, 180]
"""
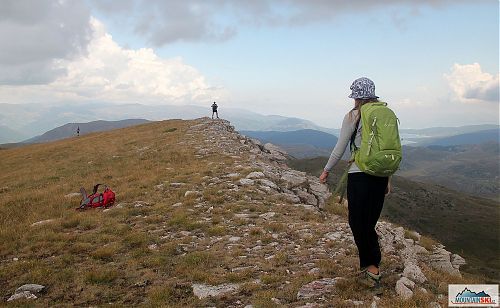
[211, 102, 219, 119]
[76, 126, 80, 137]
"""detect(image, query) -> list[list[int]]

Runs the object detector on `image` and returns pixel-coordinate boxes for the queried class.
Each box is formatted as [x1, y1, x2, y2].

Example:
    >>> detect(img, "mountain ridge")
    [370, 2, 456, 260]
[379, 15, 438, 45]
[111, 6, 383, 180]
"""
[0, 118, 476, 306]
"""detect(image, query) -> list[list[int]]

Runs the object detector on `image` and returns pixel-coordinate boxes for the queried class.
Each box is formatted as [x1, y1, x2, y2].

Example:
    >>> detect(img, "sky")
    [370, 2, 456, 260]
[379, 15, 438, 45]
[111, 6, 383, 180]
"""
[0, 0, 498, 128]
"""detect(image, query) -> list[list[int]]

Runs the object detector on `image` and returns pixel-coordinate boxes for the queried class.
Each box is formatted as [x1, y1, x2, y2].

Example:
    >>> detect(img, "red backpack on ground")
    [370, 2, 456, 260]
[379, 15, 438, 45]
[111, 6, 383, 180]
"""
[77, 184, 115, 210]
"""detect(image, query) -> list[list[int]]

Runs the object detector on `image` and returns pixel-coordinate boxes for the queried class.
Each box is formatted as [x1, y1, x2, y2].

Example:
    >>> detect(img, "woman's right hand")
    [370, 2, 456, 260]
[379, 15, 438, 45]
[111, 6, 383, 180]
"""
[319, 171, 329, 184]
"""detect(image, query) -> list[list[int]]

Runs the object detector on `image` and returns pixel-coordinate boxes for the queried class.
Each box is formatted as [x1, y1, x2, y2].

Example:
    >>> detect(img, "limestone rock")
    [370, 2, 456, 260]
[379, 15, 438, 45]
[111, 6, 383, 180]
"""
[282, 193, 301, 204]
[8, 284, 45, 302]
[192, 283, 239, 299]
[451, 254, 466, 269]
[15, 284, 45, 294]
[258, 179, 278, 190]
[184, 191, 201, 197]
[8, 291, 37, 301]
[297, 278, 339, 299]
[238, 179, 255, 186]
[263, 143, 287, 161]
[259, 212, 276, 220]
[293, 188, 318, 205]
[246, 171, 265, 179]
[403, 263, 427, 283]
[170, 182, 186, 188]
[396, 277, 415, 300]
[31, 219, 55, 227]
[281, 170, 308, 189]
[429, 246, 461, 277]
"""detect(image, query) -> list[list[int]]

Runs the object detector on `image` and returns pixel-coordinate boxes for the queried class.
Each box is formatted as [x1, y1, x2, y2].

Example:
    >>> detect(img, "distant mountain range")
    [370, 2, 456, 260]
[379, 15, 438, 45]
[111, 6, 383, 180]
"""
[0, 102, 334, 143]
[240, 129, 338, 158]
[24, 119, 151, 143]
[411, 129, 499, 147]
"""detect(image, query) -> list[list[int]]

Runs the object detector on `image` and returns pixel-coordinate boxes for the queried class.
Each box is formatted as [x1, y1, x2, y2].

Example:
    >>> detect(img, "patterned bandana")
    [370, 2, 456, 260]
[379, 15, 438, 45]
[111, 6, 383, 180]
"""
[348, 77, 379, 99]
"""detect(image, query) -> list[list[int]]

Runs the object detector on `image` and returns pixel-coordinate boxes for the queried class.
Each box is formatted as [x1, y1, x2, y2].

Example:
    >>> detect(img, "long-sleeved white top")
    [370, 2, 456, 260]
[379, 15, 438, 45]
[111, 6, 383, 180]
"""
[324, 109, 362, 173]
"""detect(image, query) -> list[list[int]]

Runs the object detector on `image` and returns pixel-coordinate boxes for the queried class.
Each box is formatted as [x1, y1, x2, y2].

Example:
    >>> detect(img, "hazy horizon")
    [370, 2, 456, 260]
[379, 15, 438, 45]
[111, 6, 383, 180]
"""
[0, 1, 498, 129]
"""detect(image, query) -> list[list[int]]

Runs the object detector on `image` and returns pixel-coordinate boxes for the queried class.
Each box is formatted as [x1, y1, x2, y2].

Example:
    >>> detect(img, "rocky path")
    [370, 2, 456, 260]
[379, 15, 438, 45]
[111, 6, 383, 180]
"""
[159, 118, 465, 307]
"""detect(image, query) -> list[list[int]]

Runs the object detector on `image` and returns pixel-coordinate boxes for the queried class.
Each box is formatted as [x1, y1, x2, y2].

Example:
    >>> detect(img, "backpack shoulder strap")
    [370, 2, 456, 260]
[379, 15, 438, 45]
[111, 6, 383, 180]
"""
[350, 110, 360, 152]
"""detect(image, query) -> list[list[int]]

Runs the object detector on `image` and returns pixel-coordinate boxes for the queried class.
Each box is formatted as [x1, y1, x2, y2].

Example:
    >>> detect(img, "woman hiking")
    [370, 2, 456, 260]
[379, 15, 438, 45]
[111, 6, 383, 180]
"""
[320, 77, 392, 294]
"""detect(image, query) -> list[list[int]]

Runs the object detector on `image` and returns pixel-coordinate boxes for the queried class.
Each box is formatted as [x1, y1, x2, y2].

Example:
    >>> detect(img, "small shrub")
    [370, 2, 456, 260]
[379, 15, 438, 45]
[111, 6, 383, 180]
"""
[419, 235, 438, 251]
[92, 245, 120, 261]
[122, 232, 149, 249]
[164, 128, 177, 133]
[148, 282, 193, 305]
[404, 229, 420, 242]
[85, 268, 119, 284]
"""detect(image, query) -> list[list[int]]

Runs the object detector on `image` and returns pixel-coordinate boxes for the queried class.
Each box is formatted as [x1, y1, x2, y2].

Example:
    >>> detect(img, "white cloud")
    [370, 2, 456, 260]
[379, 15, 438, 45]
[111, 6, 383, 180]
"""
[92, 0, 485, 46]
[0, 0, 92, 84]
[444, 63, 499, 103]
[0, 18, 227, 106]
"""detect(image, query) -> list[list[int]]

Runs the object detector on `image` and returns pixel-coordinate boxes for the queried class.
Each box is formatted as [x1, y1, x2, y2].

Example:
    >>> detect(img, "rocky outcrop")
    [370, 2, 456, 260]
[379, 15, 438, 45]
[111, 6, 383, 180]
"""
[187, 119, 332, 211]
[7, 284, 45, 302]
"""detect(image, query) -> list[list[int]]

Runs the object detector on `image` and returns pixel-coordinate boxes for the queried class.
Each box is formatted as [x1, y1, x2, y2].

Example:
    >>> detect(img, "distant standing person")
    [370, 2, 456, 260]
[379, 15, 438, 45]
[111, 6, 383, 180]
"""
[76, 126, 80, 137]
[211, 102, 219, 119]
[319, 77, 401, 294]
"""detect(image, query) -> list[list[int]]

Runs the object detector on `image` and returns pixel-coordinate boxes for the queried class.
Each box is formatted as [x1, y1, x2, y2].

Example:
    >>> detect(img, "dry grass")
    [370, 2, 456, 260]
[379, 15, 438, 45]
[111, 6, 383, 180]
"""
[0, 119, 235, 306]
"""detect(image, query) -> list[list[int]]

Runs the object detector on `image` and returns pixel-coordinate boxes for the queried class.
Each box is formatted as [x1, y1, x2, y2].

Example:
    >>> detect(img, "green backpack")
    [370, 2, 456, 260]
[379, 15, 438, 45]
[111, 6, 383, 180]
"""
[352, 102, 402, 177]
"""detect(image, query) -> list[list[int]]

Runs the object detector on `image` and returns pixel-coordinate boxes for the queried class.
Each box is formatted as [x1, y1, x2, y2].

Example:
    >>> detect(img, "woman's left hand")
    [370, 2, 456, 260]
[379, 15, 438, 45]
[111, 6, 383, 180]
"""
[320, 171, 329, 183]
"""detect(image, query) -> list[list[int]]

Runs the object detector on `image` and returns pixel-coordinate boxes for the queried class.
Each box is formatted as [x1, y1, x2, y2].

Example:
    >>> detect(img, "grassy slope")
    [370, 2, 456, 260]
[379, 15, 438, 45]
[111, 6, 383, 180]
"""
[0, 119, 484, 306]
[289, 157, 500, 283]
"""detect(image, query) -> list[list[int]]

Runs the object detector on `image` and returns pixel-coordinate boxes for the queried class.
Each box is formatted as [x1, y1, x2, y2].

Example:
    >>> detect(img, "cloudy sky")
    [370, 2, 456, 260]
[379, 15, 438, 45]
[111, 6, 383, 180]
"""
[0, 0, 498, 128]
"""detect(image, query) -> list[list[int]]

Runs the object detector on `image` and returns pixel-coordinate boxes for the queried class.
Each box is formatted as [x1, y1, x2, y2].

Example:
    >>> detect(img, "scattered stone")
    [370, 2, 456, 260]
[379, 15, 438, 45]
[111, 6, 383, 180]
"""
[238, 178, 255, 186]
[31, 219, 55, 227]
[282, 193, 300, 204]
[246, 171, 265, 179]
[297, 278, 340, 299]
[396, 277, 415, 300]
[259, 212, 276, 220]
[172, 202, 182, 207]
[184, 191, 201, 197]
[134, 201, 151, 207]
[170, 182, 186, 188]
[451, 254, 466, 269]
[281, 170, 308, 189]
[308, 267, 320, 274]
[15, 284, 45, 294]
[8, 291, 37, 301]
[148, 244, 158, 251]
[64, 192, 81, 198]
[258, 179, 278, 190]
[192, 283, 240, 299]
[429, 302, 441, 308]
[13, 257, 19, 261]
[134, 280, 151, 287]
[226, 173, 240, 178]
[8, 284, 45, 302]
[429, 246, 462, 277]
[154, 184, 164, 190]
[403, 263, 427, 283]
[228, 236, 241, 243]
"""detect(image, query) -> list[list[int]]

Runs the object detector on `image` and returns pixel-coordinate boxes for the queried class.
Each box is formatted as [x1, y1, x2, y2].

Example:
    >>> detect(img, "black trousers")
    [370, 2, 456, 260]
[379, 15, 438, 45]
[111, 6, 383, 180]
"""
[347, 172, 388, 269]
